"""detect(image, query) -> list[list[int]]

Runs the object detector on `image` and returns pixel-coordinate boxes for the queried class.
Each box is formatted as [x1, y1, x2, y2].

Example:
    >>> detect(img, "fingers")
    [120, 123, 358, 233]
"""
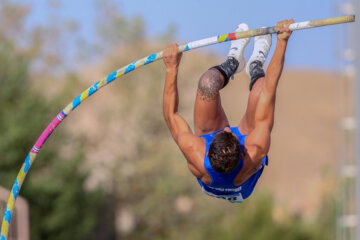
[284, 19, 294, 31]
[276, 19, 294, 33]
[163, 43, 182, 68]
[164, 43, 180, 57]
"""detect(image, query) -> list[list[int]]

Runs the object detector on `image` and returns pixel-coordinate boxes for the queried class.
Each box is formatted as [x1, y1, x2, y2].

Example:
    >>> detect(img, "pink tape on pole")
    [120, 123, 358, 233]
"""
[33, 112, 66, 151]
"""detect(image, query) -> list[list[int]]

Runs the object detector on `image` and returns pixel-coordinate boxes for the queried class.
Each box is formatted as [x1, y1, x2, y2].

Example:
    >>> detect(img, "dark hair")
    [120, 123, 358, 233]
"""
[208, 131, 241, 174]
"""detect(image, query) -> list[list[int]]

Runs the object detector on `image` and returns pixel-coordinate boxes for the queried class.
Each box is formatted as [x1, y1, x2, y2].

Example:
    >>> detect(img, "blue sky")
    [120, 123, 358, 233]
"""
[27, 0, 353, 71]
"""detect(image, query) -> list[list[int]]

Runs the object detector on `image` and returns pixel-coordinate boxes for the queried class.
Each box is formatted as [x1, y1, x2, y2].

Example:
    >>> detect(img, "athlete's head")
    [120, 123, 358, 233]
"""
[208, 129, 241, 174]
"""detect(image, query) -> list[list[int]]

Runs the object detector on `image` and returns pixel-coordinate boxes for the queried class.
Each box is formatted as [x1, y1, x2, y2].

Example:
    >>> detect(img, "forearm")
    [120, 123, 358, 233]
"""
[247, 19, 292, 161]
[254, 39, 288, 129]
[163, 66, 193, 141]
[163, 67, 180, 123]
[263, 39, 287, 95]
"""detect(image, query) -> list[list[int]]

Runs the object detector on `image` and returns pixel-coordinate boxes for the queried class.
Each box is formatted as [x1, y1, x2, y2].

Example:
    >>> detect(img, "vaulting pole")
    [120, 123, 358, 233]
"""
[0, 15, 355, 240]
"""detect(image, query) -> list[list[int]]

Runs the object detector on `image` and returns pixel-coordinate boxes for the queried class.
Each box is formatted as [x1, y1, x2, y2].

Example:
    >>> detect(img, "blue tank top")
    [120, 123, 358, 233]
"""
[197, 126, 268, 202]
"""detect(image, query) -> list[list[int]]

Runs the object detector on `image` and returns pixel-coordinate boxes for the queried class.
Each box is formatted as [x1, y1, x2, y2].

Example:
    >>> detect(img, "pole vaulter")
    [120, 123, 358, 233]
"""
[1, 15, 355, 240]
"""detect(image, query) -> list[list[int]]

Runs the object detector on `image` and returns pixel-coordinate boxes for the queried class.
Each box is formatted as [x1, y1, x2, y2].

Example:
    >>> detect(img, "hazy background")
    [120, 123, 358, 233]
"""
[0, 0, 352, 239]
[27, 0, 348, 70]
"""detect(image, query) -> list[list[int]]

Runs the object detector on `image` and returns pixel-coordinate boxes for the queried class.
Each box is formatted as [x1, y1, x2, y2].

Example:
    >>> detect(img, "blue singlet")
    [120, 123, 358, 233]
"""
[197, 126, 268, 203]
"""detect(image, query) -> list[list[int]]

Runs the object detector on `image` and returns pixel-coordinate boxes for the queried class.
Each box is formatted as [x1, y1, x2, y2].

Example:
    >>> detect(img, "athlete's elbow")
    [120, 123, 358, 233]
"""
[163, 113, 180, 134]
[163, 112, 174, 126]
[257, 149, 267, 161]
[248, 144, 268, 164]
[255, 145, 267, 160]
[163, 105, 177, 121]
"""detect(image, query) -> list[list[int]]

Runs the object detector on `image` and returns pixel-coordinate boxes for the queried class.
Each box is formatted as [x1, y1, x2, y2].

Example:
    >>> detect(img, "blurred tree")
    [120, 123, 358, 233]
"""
[93, 0, 146, 55]
[170, 193, 336, 240]
[0, 1, 106, 240]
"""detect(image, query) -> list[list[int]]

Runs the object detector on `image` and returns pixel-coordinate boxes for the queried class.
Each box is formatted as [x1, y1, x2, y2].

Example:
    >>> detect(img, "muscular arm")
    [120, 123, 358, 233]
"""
[256, 39, 287, 130]
[246, 19, 293, 164]
[162, 44, 192, 142]
[162, 44, 205, 178]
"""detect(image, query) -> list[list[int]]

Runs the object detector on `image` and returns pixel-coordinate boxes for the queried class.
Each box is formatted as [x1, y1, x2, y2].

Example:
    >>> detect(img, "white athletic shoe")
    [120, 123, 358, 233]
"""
[245, 31, 272, 77]
[227, 23, 250, 74]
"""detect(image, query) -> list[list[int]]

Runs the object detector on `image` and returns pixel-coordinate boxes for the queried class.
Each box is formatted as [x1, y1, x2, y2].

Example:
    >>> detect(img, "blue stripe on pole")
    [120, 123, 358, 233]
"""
[88, 82, 99, 96]
[24, 154, 31, 173]
[72, 95, 81, 110]
[124, 62, 136, 74]
[106, 71, 117, 84]
[145, 54, 157, 65]
[4, 209, 11, 223]
[12, 180, 19, 200]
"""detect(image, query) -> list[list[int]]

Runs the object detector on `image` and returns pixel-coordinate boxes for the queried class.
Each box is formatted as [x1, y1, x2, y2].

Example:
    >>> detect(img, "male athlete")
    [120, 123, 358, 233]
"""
[162, 19, 293, 203]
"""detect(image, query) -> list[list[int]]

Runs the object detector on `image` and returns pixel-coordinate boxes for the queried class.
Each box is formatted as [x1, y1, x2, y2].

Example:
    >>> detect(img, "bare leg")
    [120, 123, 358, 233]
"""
[194, 23, 251, 136]
[194, 68, 229, 136]
[238, 77, 265, 135]
[239, 30, 272, 135]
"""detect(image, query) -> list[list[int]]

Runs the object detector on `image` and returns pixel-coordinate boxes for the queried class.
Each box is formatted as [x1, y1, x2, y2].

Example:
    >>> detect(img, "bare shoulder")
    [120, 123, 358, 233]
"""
[177, 133, 205, 161]
[234, 137, 266, 185]
[244, 124, 270, 159]
[177, 132, 202, 148]
[239, 127, 268, 173]
[177, 133, 206, 178]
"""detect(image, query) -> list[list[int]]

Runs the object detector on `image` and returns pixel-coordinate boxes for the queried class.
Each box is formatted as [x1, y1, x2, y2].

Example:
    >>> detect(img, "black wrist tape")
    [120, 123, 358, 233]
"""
[210, 57, 239, 88]
[248, 60, 265, 91]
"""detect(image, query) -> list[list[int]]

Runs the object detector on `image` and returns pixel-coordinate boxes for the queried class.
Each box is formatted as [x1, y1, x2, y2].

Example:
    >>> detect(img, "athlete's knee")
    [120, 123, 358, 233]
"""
[197, 68, 224, 99]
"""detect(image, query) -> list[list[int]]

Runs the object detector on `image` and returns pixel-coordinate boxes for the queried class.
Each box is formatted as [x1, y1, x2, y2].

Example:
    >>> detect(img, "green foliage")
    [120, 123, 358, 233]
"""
[113, 190, 336, 240]
[24, 155, 103, 240]
[204, 194, 336, 240]
[0, 39, 49, 186]
[0, 31, 104, 240]
[94, 0, 146, 54]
